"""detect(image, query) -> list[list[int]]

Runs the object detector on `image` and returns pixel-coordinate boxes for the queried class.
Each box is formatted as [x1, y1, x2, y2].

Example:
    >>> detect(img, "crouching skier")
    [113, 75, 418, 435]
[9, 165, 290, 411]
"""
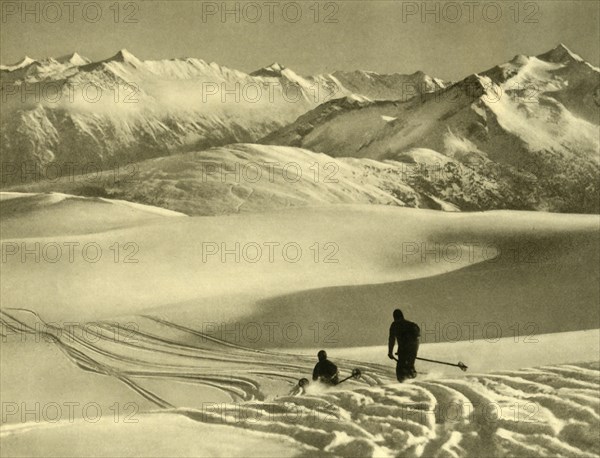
[312, 350, 339, 385]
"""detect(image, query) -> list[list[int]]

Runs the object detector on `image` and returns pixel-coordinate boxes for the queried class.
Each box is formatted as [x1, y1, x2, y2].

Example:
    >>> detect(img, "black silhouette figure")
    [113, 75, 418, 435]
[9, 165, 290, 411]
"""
[312, 350, 339, 385]
[388, 309, 420, 382]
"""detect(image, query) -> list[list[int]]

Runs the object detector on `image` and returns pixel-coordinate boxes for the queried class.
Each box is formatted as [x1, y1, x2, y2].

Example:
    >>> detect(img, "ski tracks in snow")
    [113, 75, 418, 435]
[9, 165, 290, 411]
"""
[1, 308, 598, 457]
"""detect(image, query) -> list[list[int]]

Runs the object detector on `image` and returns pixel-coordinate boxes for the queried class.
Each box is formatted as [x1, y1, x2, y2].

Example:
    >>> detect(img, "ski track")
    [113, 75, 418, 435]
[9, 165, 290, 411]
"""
[1, 308, 599, 457]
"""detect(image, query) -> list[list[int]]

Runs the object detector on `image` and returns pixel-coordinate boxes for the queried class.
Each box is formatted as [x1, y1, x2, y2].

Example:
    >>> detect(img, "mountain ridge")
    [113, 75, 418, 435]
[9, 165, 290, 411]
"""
[1, 45, 598, 213]
[261, 45, 600, 213]
[0, 49, 447, 187]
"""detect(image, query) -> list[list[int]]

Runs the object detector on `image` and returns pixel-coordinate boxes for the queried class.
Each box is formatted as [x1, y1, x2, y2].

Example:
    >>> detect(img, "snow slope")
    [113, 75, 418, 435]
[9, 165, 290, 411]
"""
[5, 143, 480, 215]
[2, 197, 597, 328]
[1, 195, 598, 457]
[1, 311, 598, 457]
[0, 192, 185, 238]
[7, 140, 591, 215]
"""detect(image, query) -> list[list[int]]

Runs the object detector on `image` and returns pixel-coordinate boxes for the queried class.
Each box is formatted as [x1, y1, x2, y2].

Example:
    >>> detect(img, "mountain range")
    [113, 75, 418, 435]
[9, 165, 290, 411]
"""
[0, 49, 445, 176]
[1, 44, 598, 213]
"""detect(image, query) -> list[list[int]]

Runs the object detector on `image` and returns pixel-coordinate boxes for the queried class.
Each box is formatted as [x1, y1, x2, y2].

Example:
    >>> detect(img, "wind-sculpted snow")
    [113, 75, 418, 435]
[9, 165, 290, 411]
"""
[2, 309, 598, 457]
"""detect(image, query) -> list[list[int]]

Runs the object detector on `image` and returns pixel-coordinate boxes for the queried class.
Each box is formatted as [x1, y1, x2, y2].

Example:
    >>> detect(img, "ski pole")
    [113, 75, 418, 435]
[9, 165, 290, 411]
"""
[392, 356, 468, 372]
[336, 368, 362, 385]
[416, 357, 468, 371]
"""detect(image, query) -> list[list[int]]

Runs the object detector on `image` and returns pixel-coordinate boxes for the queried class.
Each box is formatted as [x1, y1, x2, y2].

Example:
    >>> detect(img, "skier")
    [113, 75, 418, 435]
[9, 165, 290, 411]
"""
[388, 308, 420, 382]
[312, 350, 339, 385]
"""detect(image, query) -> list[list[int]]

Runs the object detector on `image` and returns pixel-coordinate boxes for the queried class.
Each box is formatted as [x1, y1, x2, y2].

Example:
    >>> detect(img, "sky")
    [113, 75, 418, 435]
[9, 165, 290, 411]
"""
[1, 0, 598, 80]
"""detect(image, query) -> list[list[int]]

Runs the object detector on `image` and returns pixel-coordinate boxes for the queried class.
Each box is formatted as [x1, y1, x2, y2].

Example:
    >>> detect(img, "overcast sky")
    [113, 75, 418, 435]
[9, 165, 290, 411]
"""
[1, 1, 598, 80]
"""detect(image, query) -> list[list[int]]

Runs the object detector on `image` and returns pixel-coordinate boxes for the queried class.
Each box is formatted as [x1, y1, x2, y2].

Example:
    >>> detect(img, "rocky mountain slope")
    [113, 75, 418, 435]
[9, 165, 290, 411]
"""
[262, 44, 600, 213]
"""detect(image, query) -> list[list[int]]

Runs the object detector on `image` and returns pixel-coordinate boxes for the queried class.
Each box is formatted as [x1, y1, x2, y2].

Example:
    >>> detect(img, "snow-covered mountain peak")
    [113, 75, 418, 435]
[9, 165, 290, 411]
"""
[250, 62, 286, 77]
[451, 73, 491, 96]
[17, 55, 36, 67]
[0, 55, 37, 71]
[509, 54, 530, 66]
[538, 43, 585, 64]
[58, 52, 91, 66]
[108, 48, 142, 65]
[267, 62, 284, 72]
[248, 62, 312, 87]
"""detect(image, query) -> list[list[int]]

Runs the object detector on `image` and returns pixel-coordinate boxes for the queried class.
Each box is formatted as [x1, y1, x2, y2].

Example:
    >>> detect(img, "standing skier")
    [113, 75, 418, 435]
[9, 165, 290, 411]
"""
[312, 350, 339, 385]
[388, 309, 420, 382]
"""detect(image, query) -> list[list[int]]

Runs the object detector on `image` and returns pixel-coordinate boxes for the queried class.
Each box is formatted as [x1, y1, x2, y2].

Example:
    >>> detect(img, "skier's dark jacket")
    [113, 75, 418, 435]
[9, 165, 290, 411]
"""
[313, 355, 339, 384]
[389, 319, 420, 352]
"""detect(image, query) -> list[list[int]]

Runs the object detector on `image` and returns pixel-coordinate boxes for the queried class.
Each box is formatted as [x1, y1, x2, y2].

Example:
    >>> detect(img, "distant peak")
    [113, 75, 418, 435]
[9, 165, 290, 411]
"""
[69, 52, 89, 64]
[109, 49, 141, 64]
[58, 52, 90, 66]
[267, 62, 283, 71]
[250, 62, 286, 77]
[556, 43, 572, 53]
[509, 54, 529, 66]
[0, 55, 37, 71]
[333, 69, 379, 77]
[19, 56, 36, 66]
[15, 56, 36, 67]
[537, 43, 584, 64]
